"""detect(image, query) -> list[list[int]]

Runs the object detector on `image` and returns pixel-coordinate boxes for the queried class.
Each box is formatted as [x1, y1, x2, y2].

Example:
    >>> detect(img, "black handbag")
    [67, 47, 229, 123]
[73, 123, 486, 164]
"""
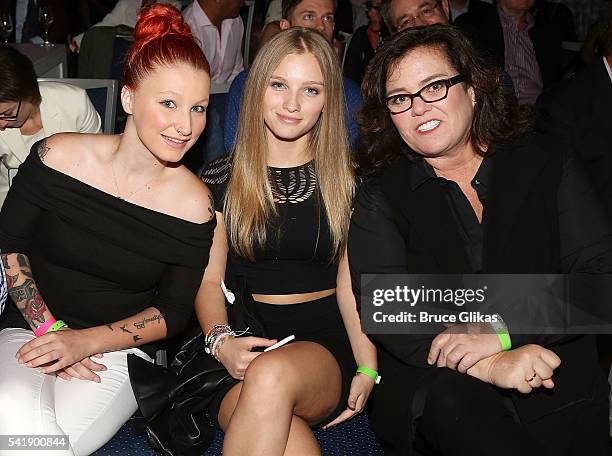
[128, 276, 267, 456]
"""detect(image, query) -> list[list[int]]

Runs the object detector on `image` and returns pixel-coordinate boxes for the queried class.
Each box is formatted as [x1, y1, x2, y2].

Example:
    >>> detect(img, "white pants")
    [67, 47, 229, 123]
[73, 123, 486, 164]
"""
[0, 328, 153, 456]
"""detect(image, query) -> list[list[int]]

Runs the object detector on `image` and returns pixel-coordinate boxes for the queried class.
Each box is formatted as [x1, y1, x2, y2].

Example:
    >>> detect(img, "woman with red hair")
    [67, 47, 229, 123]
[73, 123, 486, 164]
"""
[0, 5, 214, 455]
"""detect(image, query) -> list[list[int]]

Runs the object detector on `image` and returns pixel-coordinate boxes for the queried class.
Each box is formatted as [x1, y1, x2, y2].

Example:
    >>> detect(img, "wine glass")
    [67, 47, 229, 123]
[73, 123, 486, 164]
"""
[0, 14, 13, 44]
[38, 6, 54, 46]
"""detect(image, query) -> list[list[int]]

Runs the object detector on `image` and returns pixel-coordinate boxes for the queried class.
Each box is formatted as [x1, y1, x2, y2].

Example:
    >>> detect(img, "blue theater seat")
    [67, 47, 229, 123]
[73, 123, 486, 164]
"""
[93, 412, 383, 456]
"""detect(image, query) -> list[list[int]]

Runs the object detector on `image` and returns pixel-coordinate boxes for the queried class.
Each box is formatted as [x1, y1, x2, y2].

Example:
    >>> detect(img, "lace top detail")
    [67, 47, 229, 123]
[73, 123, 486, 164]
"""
[201, 155, 318, 206]
[269, 161, 317, 204]
[200, 155, 337, 294]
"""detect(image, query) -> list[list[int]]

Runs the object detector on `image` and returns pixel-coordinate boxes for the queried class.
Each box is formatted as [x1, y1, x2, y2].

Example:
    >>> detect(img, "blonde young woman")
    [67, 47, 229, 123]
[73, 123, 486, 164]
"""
[199, 27, 377, 455]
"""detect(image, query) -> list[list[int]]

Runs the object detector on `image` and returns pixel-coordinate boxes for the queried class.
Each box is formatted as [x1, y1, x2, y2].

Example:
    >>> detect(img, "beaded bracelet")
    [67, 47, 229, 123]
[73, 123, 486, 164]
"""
[205, 324, 234, 355]
[205, 324, 231, 344]
[211, 333, 234, 361]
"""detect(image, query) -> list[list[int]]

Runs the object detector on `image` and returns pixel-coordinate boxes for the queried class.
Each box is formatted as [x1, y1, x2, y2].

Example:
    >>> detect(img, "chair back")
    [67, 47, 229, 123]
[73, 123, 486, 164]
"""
[37, 78, 119, 134]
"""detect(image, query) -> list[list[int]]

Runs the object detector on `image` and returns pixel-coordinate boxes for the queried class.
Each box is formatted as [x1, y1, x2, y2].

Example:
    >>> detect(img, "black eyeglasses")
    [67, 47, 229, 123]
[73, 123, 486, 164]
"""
[0, 100, 21, 121]
[385, 75, 463, 114]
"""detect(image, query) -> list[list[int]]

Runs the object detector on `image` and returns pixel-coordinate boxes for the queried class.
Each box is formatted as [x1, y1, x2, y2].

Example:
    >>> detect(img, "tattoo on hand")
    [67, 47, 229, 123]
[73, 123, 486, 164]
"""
[119, 324, 132, 334]
[133, 314, 164, 330]
[38, 140, 50, 162]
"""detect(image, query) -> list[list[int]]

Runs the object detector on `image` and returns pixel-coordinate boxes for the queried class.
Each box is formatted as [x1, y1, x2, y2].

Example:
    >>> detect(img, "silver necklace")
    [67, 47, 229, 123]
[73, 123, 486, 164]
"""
[110, 161, 158, 201]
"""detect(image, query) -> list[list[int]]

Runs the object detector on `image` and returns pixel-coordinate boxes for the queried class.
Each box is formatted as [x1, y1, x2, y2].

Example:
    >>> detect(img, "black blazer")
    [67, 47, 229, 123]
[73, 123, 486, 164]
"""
[538, 58, 612, 212]
[455, 2, 565, 86]
[349, 136, 611, 454]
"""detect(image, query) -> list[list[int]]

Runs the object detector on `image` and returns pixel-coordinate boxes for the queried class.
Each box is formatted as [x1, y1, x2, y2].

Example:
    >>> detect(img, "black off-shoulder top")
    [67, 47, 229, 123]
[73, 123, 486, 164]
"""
[0, 142, 215, 356]
[201, 155, 338, 294]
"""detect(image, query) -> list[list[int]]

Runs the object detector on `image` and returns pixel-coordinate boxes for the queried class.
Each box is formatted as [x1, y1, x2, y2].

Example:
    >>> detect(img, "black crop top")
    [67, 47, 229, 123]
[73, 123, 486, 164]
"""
[201, 155, 338, 294]
[0, 144, 215, 357]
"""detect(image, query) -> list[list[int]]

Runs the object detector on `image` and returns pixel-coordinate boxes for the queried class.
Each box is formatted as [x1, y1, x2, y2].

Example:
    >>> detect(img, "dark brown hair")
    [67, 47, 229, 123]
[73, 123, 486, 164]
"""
[0, 46, 41, 105]
[357, 24, 534, 176]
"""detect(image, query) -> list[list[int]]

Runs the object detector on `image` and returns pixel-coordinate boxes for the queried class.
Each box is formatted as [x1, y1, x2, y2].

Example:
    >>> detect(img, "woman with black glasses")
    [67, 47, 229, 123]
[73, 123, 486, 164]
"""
[349, 24, 611, 456]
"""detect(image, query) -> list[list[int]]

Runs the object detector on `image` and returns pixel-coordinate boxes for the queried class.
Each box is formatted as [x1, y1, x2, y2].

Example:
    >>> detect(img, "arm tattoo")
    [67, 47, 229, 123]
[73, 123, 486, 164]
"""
[38, 140, 50, 162]
[133, 335, 142, 343]
[6, 273, 18, 289]
[106, 324, 114, 331]
[9, 278, 47, 325]
[133, 313, 164, 330]
[119, 324, 132, 334]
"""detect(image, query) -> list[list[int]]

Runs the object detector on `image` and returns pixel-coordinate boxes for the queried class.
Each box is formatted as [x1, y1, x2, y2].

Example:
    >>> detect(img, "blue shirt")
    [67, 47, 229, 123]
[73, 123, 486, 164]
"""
[223, 70, 363, 152]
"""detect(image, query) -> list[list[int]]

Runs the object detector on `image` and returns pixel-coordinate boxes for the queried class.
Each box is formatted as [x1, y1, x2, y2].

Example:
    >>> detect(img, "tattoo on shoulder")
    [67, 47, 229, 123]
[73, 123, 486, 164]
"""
[38, 140, 50, 162]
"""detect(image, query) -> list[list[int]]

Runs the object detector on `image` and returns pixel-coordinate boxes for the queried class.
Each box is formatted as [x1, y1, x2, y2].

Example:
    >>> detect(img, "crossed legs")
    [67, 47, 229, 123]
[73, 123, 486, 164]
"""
[219, 341, 343, 456]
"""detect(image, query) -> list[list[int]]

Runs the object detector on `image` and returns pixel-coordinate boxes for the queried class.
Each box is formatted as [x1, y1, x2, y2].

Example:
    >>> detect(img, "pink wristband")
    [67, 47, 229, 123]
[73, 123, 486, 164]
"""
[34, 318, 57, 337]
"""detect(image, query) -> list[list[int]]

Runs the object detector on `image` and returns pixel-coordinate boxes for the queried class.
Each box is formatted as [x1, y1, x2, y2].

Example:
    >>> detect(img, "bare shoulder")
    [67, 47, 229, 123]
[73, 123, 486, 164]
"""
[37, 133, 118, 175]
[162, 167, 215, 224]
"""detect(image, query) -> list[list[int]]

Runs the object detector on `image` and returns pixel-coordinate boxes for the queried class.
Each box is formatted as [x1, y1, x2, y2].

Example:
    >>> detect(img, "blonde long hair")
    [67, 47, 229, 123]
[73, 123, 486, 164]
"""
[225, 27, 354, 262]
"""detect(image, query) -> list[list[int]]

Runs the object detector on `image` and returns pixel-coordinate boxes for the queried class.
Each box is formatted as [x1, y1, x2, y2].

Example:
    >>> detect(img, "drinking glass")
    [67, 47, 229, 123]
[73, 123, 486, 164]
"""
[0, 14, 13, 44]
[38, 6, 54, 46]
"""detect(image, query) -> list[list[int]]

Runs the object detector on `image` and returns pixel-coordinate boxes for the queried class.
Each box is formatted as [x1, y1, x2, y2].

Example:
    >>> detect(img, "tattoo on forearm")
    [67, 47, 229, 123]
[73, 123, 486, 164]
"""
[119, 324, 132, 334]
[133, 335, 142, 343]
[17, 254, 29, 268]
[38, 140, 50, 162]
[6, 273, 18, 289]
[133, 313, 164, 330]
[10, 278, 47, 324]
[106, 324, 114, 331]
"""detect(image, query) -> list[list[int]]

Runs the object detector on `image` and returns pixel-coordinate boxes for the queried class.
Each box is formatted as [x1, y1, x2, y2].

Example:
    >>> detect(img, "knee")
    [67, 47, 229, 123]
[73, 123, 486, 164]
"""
[242, 352, 293, 397]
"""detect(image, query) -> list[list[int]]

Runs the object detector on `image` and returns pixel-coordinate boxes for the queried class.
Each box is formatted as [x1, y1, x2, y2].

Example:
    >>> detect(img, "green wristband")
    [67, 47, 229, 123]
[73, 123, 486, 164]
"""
[491, 315, 511, 351]
[496, 331, 512, 351]
[47, 320, 66, 333]
[357, 365, 381, 384]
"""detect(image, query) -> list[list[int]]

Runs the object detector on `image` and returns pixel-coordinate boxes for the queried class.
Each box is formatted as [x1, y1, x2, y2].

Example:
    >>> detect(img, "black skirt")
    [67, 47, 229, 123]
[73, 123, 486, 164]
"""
[207, 293, 356, 428]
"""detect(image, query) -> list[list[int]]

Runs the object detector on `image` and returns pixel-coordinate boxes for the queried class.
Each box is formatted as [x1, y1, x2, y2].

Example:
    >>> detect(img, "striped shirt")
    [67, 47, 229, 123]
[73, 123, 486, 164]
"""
[0, 254, 7, 315]
[498, 7, 543, 105]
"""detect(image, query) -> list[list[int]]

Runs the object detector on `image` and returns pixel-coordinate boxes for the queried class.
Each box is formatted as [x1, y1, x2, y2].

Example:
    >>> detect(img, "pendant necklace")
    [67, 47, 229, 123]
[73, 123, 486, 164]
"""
[111, 160, 159, 201]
